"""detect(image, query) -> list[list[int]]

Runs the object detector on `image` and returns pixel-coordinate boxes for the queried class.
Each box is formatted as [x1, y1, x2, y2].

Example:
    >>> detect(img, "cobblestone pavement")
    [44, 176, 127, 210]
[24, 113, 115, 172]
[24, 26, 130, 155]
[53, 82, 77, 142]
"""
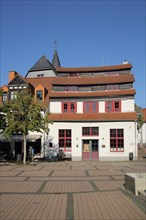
[0, 160, 146, 220]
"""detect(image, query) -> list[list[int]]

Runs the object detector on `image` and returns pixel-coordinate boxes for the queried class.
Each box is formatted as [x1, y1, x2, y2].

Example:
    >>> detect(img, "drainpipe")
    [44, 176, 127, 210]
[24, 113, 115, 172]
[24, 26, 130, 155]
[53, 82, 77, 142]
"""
[135, 120, 137, 160]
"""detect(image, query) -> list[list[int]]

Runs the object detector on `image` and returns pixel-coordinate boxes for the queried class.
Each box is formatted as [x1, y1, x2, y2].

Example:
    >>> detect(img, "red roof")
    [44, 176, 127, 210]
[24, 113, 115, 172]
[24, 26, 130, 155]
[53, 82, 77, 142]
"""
[51, 74, 135, 85]
[26, 74, 134, 86]
[49, 89, 136, 98]
[142, 108, 146, 122]
[49, 112, 137, 122]
[56, 63, 132, 73]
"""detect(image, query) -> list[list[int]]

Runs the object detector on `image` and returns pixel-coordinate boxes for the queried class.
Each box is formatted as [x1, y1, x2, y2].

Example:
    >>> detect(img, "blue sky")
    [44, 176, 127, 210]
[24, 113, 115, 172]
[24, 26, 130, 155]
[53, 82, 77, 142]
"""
[0, 0, 145, 108]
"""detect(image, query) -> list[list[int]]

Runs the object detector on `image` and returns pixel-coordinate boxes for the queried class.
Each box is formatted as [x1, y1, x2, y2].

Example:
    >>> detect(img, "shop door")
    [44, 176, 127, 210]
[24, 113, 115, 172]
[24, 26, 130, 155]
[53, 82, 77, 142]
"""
[82, 140, 99, 160]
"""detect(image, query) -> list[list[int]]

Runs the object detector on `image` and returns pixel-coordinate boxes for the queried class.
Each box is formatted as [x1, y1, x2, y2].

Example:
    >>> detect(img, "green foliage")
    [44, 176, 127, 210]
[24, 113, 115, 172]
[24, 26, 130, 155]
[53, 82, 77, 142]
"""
[3, 89, 50, 137]
[0, 88, 3, 97]
[2, 89, 51, 164]
[135, 104, 144, 131]
[0, 104, 6, 134]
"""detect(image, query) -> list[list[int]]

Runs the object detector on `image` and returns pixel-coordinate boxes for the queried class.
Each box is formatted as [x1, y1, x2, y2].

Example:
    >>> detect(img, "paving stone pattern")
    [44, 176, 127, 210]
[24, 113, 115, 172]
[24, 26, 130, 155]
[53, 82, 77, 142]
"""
[0, 160, 146, 220]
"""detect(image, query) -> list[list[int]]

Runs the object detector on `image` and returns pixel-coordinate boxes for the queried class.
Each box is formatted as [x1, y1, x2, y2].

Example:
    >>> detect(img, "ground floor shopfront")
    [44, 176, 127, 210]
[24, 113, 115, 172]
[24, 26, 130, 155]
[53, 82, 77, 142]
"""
[48, 121, 138, 161]
[0, 133, 42, 161]
[0, 121, 138, 161]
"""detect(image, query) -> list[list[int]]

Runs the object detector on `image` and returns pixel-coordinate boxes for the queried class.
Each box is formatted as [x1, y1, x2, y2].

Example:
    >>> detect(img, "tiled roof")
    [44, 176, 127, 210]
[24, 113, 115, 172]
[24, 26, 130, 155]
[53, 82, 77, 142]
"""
[26, 74, 134, 87]
[26, 77, 53, 91]
[26, 76, 135, 99]
[49, 89, 136, 98]
[27, 56, 55, 73]
[50, 74, 135, 85]
[56, 63, 132, 73]
[49, 112, 137, 122]
[142, 108, 146, 122]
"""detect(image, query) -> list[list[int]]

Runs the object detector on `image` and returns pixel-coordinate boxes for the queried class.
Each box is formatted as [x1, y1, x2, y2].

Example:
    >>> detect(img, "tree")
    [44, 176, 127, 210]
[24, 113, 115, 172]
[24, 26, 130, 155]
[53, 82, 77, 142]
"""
[135, 104, 144, 147]
[135, 104, 144, 131]
[3, 89, 50, 164]
[0, 89, 7, 134]
[0, 105, 7, 134]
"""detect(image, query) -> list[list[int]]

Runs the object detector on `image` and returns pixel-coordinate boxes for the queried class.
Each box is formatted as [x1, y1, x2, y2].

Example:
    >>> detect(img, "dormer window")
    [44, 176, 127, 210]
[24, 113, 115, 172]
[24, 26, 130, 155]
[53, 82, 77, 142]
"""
[37, 74, 44, 77]
[36, 90, 43, 101]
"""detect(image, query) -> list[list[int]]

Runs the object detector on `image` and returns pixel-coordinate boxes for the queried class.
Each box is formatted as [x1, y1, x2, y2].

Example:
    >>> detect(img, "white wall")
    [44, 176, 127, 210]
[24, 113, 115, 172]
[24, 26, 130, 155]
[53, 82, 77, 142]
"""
[99, 121, 137, 160]
[26, 70, 56, 78]
[122, 99, 135, 112]
[141, 123, 146, 144]
[77, 102, 83, 113]
[50, 102, 61, 113]
[99, 101, 105, 113]
[50, 98, 135, 114]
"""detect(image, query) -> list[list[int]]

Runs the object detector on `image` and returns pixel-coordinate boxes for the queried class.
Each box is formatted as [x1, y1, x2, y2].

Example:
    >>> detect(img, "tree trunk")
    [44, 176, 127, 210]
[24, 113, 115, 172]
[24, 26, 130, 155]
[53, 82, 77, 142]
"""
[23, 134, 27, 165]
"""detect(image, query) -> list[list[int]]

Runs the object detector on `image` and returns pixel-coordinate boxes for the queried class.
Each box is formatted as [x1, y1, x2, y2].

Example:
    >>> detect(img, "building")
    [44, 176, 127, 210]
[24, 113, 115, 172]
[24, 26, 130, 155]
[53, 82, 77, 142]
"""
[0, 50, 138, 161]
[141, 109, 146, 144]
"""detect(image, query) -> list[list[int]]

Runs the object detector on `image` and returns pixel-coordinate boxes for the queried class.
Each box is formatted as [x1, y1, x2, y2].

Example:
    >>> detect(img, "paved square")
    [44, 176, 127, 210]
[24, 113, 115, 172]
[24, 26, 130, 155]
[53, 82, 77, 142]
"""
[74, 191, 145, 220]
[0, 181, 43, 193]
[0, 160, 145, 220]
[43, 181, 94, 193]
[1, 194, 67, 220]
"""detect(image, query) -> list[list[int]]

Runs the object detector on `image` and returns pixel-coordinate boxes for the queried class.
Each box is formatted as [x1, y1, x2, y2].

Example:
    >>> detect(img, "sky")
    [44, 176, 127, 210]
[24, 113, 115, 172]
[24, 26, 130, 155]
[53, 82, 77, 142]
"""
[0, 0, 145, 108]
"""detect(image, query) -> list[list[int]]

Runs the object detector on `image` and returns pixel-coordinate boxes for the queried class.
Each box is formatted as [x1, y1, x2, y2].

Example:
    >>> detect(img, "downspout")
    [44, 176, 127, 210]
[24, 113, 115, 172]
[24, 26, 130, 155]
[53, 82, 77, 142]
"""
[135, 120, 137, 160]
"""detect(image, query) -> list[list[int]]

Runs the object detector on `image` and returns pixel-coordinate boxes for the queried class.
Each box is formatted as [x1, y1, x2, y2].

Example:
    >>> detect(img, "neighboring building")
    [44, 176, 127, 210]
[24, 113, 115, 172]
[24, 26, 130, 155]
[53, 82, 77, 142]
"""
[141, 108, 146, 144]
[0, 50, 138, 161]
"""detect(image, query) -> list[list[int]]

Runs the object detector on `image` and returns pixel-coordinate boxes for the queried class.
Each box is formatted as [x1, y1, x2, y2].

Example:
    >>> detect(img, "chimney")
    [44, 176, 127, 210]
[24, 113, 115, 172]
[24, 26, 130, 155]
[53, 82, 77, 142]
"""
[9, 71, 17, 82]
[123, 60, 128, 64]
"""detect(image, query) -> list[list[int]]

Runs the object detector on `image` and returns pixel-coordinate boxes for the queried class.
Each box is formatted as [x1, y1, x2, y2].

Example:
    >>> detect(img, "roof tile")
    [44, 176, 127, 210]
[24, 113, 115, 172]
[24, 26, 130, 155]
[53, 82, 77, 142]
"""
[49, 112, 137, 121]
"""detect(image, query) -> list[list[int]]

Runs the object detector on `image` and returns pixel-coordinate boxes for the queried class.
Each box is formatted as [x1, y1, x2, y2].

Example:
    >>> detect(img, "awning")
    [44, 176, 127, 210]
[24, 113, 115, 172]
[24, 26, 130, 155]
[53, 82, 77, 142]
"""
[0, 134, 42, 142]
[12, 135, 42, 142]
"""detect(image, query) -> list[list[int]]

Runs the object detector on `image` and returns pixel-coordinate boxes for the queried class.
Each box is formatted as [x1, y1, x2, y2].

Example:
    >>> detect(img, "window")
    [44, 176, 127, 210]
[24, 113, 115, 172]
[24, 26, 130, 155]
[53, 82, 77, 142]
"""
[2, 92, 7, 102]
[115, 101, 120, 112]
[37, 74, 44, 77]
[69, 73, 80, 77]
[105, 101, 121, 112]
[110, 129, 124, 152]
[10, 91, 17, 100]
[83, 102, 99, 113]
[36, 90, 43, 101]
[82, 127, 99, 136]
[106, 84, 119, 90]
[66, 86, 78, 91]
[62, 102, 77, 113]
[59, 129, 71, 151]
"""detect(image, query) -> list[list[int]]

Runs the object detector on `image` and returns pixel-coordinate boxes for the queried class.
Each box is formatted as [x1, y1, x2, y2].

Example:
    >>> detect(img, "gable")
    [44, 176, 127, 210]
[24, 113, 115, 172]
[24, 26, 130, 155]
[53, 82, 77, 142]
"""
[8, 75, 28, 86]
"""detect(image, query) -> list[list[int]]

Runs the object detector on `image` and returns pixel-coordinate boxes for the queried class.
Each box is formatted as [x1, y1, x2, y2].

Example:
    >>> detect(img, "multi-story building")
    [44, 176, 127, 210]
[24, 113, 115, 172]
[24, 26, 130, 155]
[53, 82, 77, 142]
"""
[0, 49, 138, 161]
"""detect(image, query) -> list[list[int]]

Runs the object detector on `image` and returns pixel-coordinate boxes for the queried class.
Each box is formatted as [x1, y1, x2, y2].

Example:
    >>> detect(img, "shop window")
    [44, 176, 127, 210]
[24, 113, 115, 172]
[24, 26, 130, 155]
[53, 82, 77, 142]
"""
[82, 127, 99, 136]
[59, 129, 71, 152]
[110, 129, 124, 152]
